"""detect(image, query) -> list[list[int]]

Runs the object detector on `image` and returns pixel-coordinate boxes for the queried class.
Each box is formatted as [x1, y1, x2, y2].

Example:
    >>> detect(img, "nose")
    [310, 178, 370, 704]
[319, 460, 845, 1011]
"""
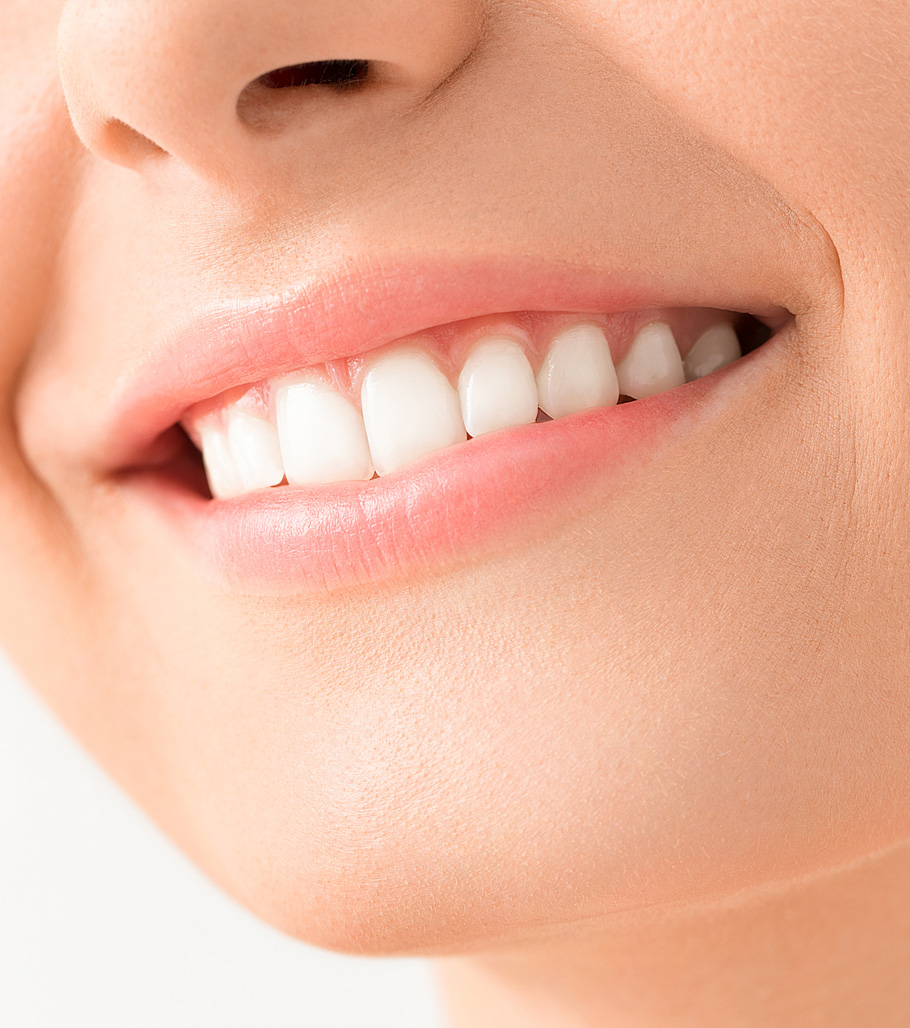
[57, 0, 482, 181]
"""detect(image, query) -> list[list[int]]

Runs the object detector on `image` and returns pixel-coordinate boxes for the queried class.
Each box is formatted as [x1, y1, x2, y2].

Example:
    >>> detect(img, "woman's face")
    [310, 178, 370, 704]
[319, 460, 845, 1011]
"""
[2, 0, 909, 954]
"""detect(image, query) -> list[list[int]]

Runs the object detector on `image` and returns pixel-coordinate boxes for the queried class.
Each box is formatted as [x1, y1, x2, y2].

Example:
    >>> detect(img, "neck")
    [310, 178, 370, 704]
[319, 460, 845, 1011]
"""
[436, 843, 910, 1028]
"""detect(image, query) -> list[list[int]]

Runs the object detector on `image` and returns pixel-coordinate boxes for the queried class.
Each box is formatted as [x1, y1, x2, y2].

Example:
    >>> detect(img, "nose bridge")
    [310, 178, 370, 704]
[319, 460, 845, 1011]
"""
[57, 0, 482, 180]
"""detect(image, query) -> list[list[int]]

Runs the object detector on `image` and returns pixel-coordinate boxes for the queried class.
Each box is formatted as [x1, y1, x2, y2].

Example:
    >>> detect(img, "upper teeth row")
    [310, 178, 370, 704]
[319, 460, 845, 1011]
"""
[190, 319, 741, 499]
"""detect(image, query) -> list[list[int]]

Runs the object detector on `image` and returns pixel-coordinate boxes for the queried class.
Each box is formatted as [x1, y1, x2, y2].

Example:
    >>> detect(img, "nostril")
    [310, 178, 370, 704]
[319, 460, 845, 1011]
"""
[257, 60, 370, 91]
[237, 59, 372, 131]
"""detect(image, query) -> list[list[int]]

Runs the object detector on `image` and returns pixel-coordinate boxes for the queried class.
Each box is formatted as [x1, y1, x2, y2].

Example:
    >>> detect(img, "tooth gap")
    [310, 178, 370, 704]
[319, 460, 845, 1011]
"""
[257, 60, 370, 91]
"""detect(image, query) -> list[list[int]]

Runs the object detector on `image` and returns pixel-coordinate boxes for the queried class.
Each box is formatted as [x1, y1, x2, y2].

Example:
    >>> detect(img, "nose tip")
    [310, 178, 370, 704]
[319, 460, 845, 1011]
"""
[57, 0, 482, 180]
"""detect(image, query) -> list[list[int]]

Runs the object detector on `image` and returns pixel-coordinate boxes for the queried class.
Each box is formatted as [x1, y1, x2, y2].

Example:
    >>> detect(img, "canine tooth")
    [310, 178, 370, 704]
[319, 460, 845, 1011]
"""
[225, 408, 285, 492]
[457, 337, 539, 437]
[535, 323, 619, 418]
[616, 322, 685, 399]
[199, 424, 244, 499]
[275, 378, 373, 485]
[361, 348, 466, 476]
[684, 323, 741, 381]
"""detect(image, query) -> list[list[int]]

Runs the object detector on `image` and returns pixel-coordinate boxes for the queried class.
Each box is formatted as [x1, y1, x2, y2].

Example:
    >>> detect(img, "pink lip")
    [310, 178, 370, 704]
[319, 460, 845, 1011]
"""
[108, 254, 790, 594]
[103, 254, 787, 468]
[130, 338, 781, 595]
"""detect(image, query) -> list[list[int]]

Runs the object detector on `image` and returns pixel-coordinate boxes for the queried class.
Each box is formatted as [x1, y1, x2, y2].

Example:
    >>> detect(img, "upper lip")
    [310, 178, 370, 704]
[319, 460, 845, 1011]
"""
[99, 252, 793, 472]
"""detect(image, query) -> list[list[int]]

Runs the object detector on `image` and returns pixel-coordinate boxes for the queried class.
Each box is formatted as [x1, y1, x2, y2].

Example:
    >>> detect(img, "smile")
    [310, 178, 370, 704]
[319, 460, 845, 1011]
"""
[107, 256, 792, 593]
[184, 307, 758, 499]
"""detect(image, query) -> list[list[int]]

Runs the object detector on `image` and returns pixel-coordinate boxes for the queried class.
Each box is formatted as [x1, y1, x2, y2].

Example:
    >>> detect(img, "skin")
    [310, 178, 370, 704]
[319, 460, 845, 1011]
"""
[2, 0, 910, 1024]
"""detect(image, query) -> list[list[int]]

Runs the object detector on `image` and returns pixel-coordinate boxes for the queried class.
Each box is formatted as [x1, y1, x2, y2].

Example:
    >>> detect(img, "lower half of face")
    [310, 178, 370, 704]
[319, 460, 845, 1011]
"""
[2, 0, 910, 956]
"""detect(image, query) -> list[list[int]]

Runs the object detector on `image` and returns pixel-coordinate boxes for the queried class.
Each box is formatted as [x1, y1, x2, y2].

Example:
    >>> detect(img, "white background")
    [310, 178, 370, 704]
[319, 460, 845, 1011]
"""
[0, 651, 446, 1028]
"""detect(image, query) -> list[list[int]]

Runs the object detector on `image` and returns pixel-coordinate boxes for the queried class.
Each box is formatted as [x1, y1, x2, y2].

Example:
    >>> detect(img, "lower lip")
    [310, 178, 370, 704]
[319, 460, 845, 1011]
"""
[129, 340, 774, 594]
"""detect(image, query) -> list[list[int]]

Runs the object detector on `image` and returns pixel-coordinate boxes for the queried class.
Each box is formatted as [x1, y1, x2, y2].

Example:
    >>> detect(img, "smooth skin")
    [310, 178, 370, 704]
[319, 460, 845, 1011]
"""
[3, 1, 910, 1025]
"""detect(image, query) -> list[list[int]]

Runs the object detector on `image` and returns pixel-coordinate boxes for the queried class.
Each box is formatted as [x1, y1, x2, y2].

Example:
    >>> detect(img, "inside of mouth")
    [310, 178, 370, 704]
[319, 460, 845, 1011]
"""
[159, 309, 777, 502]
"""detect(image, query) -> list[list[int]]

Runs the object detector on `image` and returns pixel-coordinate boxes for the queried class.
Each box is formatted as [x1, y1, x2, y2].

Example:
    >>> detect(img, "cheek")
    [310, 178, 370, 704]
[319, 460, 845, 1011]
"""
[0, 8, 99, 688]
[593, 0, 910, 246]
[0, 3, 75, 386]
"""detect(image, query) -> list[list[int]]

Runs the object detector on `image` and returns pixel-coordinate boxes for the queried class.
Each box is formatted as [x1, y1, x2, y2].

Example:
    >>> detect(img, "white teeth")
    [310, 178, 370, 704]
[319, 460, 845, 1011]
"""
[615, 322, 685, 399]
[457, 337, 539, 437]
[684, 323, 741, 381]
[275, 378, 374, 485]
[535, 323, 619, 419]
[199, 424, 244, 500]
[224, 408, 285, 493]
[195, 312, 745, 499]
[361, 348, 467, 476]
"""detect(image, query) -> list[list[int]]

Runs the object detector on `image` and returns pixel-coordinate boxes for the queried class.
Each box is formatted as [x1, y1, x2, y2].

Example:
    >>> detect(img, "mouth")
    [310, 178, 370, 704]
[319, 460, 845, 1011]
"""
[108, 255, 792, 594]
